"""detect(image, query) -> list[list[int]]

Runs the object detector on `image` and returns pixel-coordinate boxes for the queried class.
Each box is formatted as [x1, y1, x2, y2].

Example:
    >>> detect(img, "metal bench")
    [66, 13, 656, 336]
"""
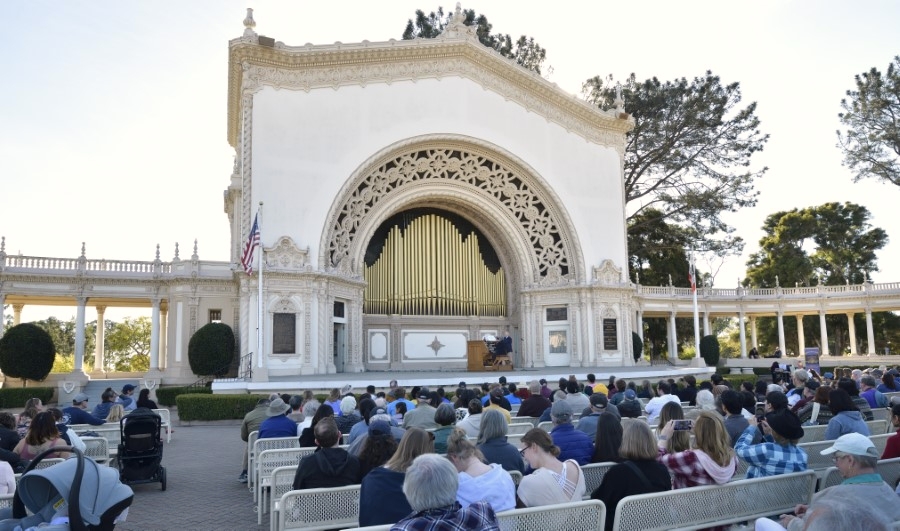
[152, 408, 173, 443]
[581, 461, 616, 499]
[276, 485, 361, 531]
[256, 447, 316, 524]
[507, 422, 533, 435]
[81, 436, 111, 466]
[251, 436, 299, 501]
[819, 456, 900, 491]
[269, 465, 300, 529]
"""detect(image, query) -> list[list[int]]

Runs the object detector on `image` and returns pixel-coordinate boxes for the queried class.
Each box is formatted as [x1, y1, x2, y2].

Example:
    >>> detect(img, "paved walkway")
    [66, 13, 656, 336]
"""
[116, 420, 266, 531]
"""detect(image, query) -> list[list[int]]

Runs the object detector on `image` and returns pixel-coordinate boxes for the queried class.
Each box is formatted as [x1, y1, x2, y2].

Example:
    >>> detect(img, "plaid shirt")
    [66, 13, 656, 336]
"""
[391, 501, 499, 531]
[658, 449, 736, 489]
[734, 426, 807, 479]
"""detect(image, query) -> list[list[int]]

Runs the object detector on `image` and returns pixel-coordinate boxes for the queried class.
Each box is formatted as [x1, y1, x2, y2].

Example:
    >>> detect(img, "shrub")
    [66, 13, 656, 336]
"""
[0, 323, 56, 384]
[632, 332, 643, 362]
[156, 386, 212, 407]
[188, 323, 235, 376]
[700, 335, 720, 366]
[176, 394, 269, 421]
[0, 387, 54, 409]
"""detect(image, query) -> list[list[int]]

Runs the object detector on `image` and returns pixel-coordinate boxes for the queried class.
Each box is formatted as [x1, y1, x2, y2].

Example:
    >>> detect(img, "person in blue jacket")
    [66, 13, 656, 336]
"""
[548, 400, 593, 465]
[62, 393, 105, 426]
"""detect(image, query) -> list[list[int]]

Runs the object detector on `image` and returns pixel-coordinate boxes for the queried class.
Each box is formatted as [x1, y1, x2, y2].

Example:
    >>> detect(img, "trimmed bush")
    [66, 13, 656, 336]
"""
[700, 335, 720, 366]
[188, 322, 235, 376]
[632, 332, 643, 362]
[156, 386, 212, 407]
[0, 323, 56, 384]
[176, 394, 269, 421]
[0, 387, 54, 409]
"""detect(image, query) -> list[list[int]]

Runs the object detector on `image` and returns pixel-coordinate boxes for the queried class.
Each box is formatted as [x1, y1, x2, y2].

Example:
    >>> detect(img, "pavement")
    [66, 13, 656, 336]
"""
[114, 415, 267, 531]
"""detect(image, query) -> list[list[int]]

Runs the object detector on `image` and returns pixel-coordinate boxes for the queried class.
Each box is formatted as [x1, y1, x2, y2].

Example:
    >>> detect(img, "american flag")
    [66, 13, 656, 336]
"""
[240, 214, 260, 274]
[688, 260, 696, 293]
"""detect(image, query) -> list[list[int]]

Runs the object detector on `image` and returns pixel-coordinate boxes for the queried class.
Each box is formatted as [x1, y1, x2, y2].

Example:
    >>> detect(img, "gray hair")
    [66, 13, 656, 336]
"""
[853, 453, 878, 469]
[803, 497, 893, 531]
[767, 384, 783, 394]
[696, 390, 716, 410]
[860, 376, 878, 389]
[402, 454, 458, 512]
[528, 380, 541, 394]
[301, 400, 320, 418]
[476, 408, 508, 445]
[288, 395, 303, 410]
[340, 396, 357, 415]
[793, 369, 808, 383]
[434, 403, 456, 427]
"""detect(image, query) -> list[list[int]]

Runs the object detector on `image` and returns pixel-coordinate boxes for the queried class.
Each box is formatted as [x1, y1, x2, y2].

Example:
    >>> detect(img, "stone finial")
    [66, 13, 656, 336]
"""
[775, 275, 780, 287]
[192, 239, 199, 261]
[614, 82, 624, 111]
[668, 274, 672, 286]
[453, 2, 463, 22]
[80, 242, 86, 257]
[0, 236, 4, 253]
[243, 8, 257, 37]
[155, 244, 160, 261]
[174, 242, 180, 260]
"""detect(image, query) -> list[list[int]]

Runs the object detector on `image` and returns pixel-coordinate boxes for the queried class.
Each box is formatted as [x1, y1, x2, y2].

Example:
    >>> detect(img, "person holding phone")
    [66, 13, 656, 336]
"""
[657, 412, 738, 489]
[734, 409, 807, 478]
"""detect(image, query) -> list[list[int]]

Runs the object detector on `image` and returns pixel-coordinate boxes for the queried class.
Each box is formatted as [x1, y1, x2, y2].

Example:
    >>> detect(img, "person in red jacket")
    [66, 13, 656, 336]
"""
[882, 403, 900, 459]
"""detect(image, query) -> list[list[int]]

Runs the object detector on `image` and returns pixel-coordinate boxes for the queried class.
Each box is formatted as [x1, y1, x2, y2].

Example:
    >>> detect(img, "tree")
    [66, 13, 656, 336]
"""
[631, 332, 643, 362]
[583, 72, 768, 256]
[700, 335, 720, 366]
[188, 323, 235, 376]
[628, 209, 691, 286]
[0, 323, 55, 385]
[402, 6, 547, 74]
[105, 317, 151, 372]
[837, 56, 900, 186]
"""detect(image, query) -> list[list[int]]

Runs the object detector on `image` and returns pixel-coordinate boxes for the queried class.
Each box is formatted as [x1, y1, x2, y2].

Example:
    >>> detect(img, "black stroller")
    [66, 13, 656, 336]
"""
[117, 408, 166, 490]
[0, 446, 134, 530]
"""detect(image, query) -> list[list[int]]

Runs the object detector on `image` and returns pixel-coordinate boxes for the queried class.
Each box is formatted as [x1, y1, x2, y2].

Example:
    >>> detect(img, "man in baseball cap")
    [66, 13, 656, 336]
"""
[766, 433, 900, 530]
[62, 393, 105, 426]
[117, 384, 138, 412]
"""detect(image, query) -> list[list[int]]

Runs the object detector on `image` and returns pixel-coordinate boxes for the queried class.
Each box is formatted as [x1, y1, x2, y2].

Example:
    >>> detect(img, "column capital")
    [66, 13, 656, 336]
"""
[75, 297, 88, 306]
[11, 304, 24, 312]
[95, 305, 107, 314]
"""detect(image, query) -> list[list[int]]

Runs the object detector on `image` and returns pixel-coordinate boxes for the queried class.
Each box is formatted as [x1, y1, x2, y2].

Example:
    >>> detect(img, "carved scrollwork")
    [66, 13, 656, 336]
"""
[327, 148, 572, 280]
[266, 237, 310, 272]
[593, 259, 624, 286]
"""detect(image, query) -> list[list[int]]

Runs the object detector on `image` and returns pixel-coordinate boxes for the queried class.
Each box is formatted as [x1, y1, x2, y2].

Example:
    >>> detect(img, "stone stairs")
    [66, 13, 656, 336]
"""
[79, 378, 141, 408]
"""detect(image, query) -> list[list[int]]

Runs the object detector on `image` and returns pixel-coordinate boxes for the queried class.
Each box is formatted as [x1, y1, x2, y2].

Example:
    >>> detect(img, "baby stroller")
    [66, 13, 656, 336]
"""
[0, 446, 134, 530]
[117, 408, 166, 490]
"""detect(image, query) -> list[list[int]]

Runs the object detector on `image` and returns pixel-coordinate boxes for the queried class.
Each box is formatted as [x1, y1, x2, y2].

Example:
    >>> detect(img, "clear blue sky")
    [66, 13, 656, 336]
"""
[3, 0, 899, 321]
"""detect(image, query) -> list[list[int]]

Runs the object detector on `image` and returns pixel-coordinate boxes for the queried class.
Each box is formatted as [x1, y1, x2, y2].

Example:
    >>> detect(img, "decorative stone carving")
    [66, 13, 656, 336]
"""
[266, 237, 310, 272]
[593, 259, 623, 285]
[326, 147, 572, 280]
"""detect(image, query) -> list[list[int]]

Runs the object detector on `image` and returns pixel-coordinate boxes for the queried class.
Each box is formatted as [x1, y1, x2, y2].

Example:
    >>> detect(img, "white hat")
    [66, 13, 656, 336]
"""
[819, 433, 878, 457]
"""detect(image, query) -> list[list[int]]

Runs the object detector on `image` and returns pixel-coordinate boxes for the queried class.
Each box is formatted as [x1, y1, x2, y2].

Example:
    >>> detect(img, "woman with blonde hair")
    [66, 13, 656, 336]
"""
[516, 428, 585, 507]
[657, 402, 690, 453]
[16, 398, 44, 437]
[592, 419, 671, 531]
[657, 411, 737, 489]
[106, 404, 126, 423]
[446, 428, 515, 512]
[358, 427, 433, 527]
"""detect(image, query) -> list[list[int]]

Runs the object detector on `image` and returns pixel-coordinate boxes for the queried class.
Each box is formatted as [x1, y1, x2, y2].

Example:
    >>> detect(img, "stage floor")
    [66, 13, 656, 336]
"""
[211, 363, 715, 394]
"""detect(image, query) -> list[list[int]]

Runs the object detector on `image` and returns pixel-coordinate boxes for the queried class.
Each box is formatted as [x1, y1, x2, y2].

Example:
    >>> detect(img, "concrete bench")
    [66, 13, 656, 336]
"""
[611, 470, 817, 531]
[342, 499, 606, 531]
[276, 485, 361, 531]
[819, 456, 900, 491]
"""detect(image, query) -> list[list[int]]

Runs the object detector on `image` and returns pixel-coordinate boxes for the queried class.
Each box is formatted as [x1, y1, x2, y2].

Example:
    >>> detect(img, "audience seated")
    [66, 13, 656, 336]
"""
[657, 411, 737, 488]
[517, 381, 551, 418]
[590, 412, 622, 463]
[334, 396, 361, 434]
[446, 428, 515, 513]
[645, 381, 680, 424]
[238, 397, 270, 483]
[882, 403, 900, 459]
[62, 393, 105, 427]
[615, 389, 642, 418]
[734, 408, 807, 478]
[657, 402, 690, 455]
[517, 428, 586, 507]
[432, 403, 456, 454]
[291, 418, 360, 489]
[577, 393, 620, 441]
[258, 398, 297, 439]
[824, 389, 870, 440]
[548, 400, 593, 466]
[456, 399, 484, 438]
[299, 404, 335, 447]
[403, 388, 438, 430]
[476, 409, 525, 474]
[357, 420, 398, 479]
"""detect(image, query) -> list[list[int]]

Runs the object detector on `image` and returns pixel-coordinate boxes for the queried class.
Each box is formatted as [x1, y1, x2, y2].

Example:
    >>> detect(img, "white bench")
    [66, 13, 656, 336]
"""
[342, 499, 606, 531]
[269, 465, 300, 529]
[247, 430, 259, 491]
[581, 461, 616, 499]
[611, 470, 817, 531]
[506, 433, 525, 449]
[256, 447, 317, 524]
[798, 419, 887, 443]
[799, 433, 892, 475]
[276, 485, 361, 531]
[152, 409, 172, 443]
[251, 436, 299, 501]
[507, 422, 534, 435]
[819, 456, 900, 491]
[81, 436, 111, 466]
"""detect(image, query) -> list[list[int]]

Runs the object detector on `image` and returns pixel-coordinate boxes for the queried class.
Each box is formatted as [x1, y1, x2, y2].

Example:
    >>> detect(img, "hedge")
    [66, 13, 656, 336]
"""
[176, 394, 270, 421]
[0, 387, 54, 409]
[156, 386, 212, 407]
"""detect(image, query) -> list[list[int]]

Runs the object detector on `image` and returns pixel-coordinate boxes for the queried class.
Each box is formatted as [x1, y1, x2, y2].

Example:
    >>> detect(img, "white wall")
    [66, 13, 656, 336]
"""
[250, 75, 626, 278]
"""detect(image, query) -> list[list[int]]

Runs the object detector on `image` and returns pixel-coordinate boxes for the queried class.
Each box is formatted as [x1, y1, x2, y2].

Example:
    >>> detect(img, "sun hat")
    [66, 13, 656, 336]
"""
[266, 398, 291, 417]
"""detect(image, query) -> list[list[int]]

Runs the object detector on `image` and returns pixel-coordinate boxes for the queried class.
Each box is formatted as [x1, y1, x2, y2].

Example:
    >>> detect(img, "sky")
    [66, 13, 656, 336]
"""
[3, 0, 899, 323]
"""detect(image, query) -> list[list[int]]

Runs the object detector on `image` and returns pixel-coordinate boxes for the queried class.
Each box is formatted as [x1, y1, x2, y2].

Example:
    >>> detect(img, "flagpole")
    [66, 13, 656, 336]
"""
[691, 251, 701, 359]
[257, 201, 264, 369]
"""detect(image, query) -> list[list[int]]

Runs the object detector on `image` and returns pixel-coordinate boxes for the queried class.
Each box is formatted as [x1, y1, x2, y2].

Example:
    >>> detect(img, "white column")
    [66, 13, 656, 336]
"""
[777, 310, 786, 355]
[865, 309, 876, 356]
[703, 311, 711, 337]
[819, 310, 829, 356]
[668, 312, 678, 361]
[847, 313, 858, 355]
[750, 316, 758, 350]
[93, 306, 106, 371]
[12, 304, 23, 326]
[738, 309, 747, 358]
[0, 294, 5, 340]
[73, 297, 87, 372]
[636, 310, 643, 338]
[159, 307, 168, 370]
[150, 299, 161, 370]
[796, 315, 805, 355]
[175, 301, 184, 363]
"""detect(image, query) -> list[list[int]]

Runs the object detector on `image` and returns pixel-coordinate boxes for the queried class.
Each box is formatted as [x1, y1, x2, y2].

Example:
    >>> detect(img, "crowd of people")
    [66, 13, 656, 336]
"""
[238, 368, 900, 530]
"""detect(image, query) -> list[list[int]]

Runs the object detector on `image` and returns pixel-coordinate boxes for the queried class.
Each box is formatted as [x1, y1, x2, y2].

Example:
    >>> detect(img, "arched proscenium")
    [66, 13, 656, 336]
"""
[323, 136, 583, 286]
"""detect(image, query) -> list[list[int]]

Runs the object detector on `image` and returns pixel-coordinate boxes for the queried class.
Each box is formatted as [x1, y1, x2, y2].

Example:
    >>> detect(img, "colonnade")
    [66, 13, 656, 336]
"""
[635, 308, 881, 358]
[0, 297, 168, 374]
